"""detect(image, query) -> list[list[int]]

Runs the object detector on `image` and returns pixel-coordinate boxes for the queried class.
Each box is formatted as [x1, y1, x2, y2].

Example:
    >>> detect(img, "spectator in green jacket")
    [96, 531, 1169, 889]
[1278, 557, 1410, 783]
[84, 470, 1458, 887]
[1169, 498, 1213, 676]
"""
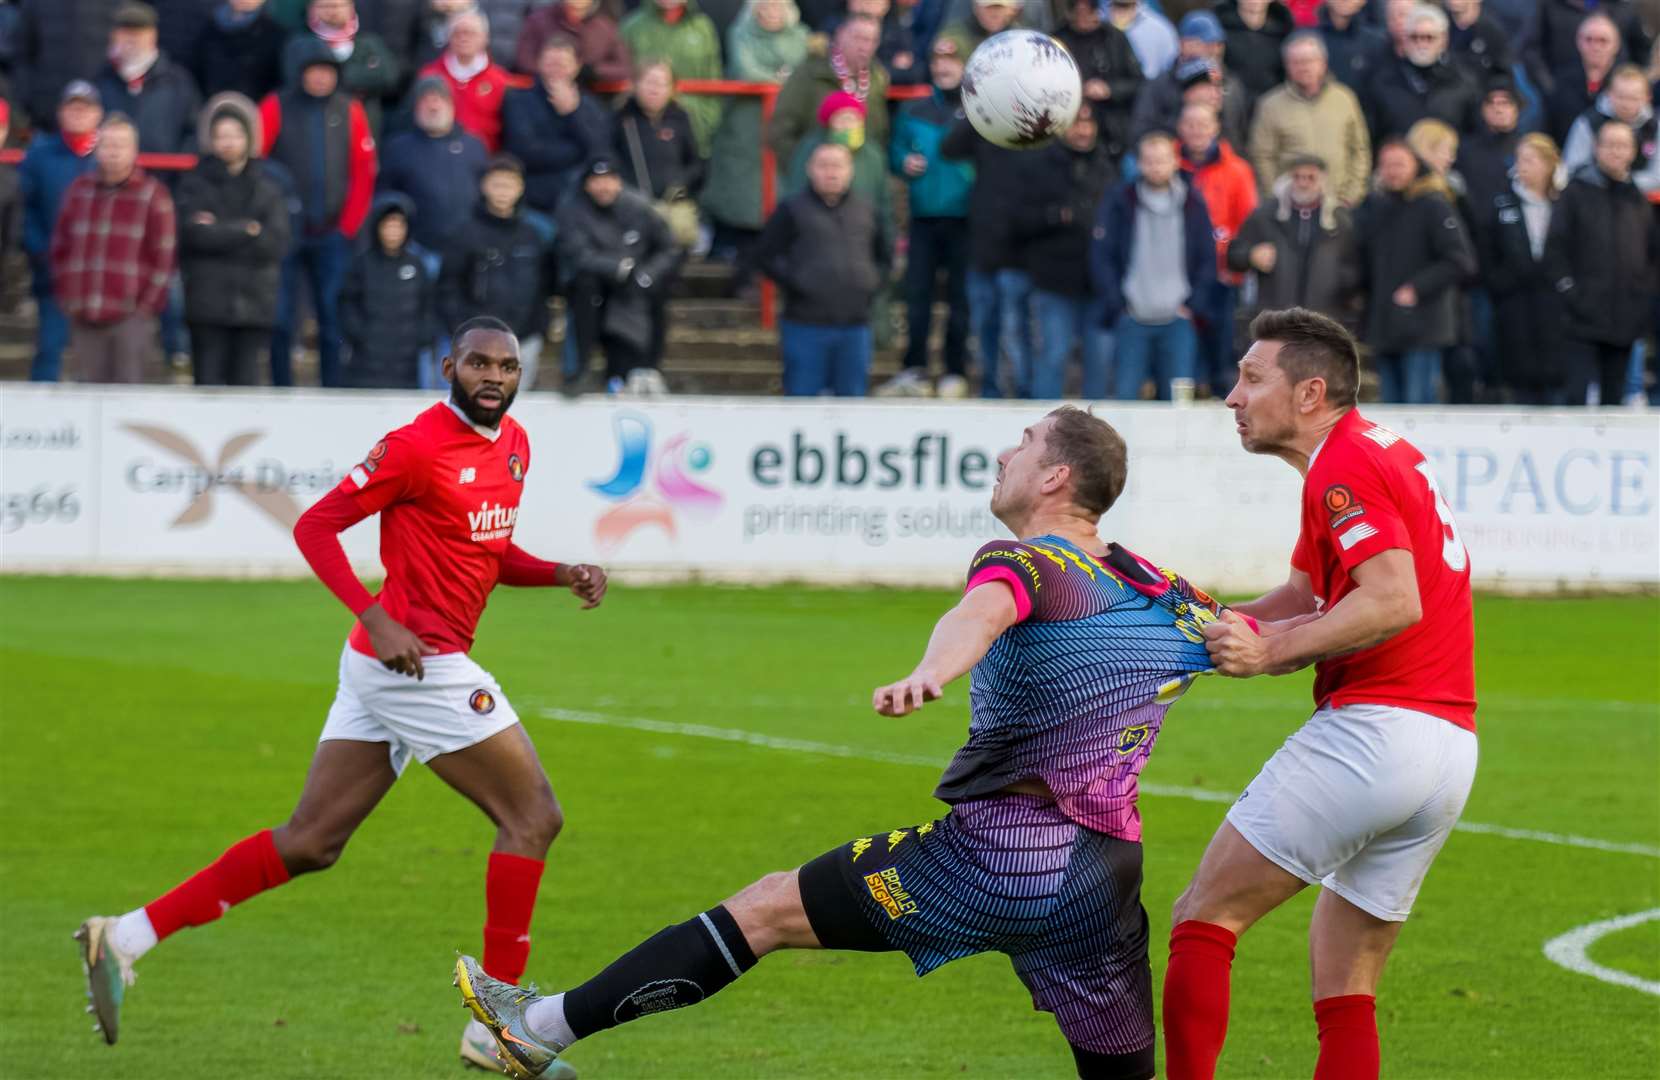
[767, 13, 889, 172]
[702, 0, 810, 242]
[620, 0, 725, 152]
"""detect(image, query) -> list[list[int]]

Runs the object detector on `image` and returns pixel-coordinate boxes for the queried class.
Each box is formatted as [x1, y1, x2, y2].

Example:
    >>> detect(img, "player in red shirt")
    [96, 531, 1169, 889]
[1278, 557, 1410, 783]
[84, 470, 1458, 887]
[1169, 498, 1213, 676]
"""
[74, 317, 604, 1077]
[1161, 309, 1477, 1080]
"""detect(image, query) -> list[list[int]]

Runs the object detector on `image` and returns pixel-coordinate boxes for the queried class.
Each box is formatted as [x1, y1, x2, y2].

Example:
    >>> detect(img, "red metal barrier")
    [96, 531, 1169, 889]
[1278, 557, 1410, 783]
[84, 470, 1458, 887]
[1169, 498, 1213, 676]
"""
[0, 80, 933, 329]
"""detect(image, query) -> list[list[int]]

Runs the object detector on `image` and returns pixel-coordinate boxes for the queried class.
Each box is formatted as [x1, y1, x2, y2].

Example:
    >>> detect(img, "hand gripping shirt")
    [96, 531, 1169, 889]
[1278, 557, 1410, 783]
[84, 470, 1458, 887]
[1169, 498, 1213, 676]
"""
[935, 535, 1233, 840]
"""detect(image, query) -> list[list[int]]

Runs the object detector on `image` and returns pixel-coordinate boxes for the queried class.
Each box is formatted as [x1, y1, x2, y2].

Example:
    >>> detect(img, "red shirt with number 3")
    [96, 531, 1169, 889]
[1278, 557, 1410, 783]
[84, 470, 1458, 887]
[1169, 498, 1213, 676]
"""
[1290, 409, 1477, 731]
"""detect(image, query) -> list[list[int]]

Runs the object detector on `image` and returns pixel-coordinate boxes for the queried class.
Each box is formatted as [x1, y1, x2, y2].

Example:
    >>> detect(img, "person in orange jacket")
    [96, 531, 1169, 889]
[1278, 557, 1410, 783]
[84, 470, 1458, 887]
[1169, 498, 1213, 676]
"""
[1178, 100, 1257, 395]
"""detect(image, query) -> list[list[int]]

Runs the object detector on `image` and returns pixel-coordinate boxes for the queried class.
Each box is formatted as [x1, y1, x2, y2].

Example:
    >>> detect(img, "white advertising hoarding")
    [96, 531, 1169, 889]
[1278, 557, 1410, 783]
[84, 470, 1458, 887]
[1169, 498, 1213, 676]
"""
[1, 385, 1654, 592]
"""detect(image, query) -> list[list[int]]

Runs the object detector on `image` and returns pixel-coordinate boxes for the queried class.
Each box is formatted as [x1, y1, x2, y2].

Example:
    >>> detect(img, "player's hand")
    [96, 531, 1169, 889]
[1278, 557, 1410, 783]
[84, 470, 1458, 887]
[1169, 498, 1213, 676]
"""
[1203, 610, 1270, 678]
[872, 674, 943, 717]
[360, 605, 439, 680]
[1392, 284, 1418, 308]
[1250, 242, 1277, 273]
[1084, 78, 1110, 100]
[566, 564, 608, 609]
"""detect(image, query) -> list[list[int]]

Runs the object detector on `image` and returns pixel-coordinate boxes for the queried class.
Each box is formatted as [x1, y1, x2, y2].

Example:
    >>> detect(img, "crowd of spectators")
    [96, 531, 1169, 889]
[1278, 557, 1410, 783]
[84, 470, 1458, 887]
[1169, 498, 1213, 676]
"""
[0, 0, 1658, 404]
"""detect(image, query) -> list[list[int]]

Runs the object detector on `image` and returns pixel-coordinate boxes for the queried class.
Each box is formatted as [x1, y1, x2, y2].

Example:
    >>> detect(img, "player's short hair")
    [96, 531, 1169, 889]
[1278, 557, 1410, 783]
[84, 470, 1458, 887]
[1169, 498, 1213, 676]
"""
[1248, 308, 1360, 408]
[452, 315, 517, 349]
[1042, 406, 1128, 518]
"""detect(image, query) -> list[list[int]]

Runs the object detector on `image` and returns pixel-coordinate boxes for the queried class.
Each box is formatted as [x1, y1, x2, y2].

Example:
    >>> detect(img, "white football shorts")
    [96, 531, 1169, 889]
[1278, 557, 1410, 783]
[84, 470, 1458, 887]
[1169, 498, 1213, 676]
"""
[1226, 702, 1478, 922]
[318, 644, 521, 775]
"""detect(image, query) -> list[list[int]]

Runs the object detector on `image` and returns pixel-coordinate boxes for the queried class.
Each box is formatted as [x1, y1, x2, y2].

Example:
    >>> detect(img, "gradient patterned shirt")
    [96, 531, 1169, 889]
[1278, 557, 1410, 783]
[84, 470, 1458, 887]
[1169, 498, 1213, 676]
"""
[934, 535, 1233, 841]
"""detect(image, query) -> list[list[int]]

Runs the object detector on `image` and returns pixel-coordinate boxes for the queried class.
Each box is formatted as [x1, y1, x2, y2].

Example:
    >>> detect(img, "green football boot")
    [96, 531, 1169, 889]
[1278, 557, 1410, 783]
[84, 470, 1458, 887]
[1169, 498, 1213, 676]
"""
[74, 916, 136, 1045]
[453, 955, 573, 1079]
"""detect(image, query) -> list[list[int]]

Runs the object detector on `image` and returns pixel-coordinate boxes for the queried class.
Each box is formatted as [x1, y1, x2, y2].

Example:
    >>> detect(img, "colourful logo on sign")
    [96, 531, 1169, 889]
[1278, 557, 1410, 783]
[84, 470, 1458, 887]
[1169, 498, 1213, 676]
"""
[587, 413, 721, 551]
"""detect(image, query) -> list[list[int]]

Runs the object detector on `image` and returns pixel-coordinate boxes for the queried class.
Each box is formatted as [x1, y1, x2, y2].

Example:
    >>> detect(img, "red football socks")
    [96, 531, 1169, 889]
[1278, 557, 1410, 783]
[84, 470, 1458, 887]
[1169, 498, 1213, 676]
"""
[1313, 994, 1379, 1080]
[483, 851, 545, 985]
[144, 829, 292, 940]
[1163, 919, 1238, 1080]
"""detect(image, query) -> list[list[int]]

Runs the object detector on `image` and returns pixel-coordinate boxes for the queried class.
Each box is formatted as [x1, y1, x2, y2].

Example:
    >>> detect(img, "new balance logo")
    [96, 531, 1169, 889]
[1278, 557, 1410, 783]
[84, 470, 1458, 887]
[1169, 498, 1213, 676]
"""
[459, 467, 476, 484]
[1339, 522, 1379, 550]
[1361, 426, 1402, 449]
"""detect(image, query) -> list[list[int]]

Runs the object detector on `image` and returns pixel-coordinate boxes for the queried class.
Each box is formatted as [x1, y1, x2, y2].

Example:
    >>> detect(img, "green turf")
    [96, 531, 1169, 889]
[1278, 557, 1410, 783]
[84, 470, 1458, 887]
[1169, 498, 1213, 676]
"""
[1, 578, 1657, 1079]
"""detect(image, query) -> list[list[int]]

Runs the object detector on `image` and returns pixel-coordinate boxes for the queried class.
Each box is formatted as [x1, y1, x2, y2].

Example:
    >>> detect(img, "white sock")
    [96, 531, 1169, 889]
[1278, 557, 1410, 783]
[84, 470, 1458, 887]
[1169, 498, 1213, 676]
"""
[109, 909, 158, 961]
[524, 992, 576, 1050]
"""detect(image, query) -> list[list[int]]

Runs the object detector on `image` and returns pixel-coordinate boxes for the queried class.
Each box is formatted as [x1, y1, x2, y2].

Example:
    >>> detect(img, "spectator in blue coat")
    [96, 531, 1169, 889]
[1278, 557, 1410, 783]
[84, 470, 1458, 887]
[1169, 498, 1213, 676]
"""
[1090, 129, 1217, 399]
[19, 81, 101, 381]
[501, 35, 611, 215]
[378, 74, 488, 251]
[881, 32, 973, 396]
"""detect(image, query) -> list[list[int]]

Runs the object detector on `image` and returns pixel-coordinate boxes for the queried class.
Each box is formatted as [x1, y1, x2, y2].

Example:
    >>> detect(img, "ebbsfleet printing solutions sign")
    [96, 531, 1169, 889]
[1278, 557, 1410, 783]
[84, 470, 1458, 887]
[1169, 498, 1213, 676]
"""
[2, 385, 1655, 591]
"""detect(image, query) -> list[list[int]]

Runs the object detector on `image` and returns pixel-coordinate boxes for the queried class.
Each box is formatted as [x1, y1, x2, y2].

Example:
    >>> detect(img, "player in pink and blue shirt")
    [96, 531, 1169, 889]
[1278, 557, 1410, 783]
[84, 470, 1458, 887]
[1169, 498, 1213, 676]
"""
[452, 407, 1239, 1080]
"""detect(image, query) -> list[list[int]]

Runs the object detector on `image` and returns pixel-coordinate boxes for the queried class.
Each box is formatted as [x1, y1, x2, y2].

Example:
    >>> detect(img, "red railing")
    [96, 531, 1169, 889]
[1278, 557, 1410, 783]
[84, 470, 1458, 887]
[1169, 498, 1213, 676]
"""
[0, 79, 932, 328]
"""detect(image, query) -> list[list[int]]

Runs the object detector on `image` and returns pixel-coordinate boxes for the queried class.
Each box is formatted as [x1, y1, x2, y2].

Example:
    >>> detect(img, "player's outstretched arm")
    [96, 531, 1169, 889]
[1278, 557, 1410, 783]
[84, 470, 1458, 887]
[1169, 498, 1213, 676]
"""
[1227, 568, 1318, 623]
[1204, 549, 1421, 677]
[872, 585, 1020, 717]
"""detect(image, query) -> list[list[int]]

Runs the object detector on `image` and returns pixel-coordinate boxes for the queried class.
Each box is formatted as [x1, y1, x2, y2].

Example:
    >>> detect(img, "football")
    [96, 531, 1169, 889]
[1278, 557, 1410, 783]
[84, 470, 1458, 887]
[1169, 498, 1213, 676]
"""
[960, 30, 1083, 150]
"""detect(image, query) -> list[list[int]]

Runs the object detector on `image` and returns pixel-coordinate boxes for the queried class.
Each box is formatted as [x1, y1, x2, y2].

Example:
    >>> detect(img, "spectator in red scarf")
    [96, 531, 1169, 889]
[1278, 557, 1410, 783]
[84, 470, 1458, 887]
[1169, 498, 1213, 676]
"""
[50, 114, 177, 383]
[768, 13, 889, 173]
[419, 8, 513, 151]
[20, 81, 103, 382]
[514, 0, 633, 83]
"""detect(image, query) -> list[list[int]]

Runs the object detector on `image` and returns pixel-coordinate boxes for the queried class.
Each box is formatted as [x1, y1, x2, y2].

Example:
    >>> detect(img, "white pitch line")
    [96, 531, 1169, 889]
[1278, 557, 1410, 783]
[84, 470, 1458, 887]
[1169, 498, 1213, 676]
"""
[535, 707, 1657, 856]
[1542, 909, 1660, 996]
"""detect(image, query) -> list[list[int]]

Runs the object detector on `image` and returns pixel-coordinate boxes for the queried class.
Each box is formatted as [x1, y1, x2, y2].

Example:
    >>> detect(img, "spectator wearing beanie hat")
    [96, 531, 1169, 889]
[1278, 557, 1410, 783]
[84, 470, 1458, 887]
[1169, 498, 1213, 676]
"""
[1131, 14, 1251, 150]
[378, 74, 489, 252]
[1455, 75, 1524, 220]
[556, 155, 683, 393]
[19, 81, 103, 381]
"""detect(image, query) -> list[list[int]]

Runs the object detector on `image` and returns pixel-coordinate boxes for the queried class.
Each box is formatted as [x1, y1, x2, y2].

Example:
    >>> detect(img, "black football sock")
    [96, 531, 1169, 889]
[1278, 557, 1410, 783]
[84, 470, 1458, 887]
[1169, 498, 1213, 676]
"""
[561, 905, 759, 1039]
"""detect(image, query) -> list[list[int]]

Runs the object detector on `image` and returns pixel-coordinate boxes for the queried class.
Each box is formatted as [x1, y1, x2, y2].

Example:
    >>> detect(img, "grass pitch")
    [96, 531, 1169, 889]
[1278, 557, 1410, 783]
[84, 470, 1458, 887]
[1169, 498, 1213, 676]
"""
[1, 577, 1656, 1079]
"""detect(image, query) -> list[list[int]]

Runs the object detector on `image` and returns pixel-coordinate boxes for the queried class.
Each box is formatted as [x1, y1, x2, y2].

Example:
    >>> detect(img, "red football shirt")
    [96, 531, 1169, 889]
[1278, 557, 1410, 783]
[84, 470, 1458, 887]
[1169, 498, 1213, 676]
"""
[1290, 409, 1477, 731]
[294, 402, 559, 657]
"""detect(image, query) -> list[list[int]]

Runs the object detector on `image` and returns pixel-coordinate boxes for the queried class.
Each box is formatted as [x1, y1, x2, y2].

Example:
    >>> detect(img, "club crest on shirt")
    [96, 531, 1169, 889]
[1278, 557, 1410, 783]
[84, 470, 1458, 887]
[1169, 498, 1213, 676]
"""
[1324, 484, 1364, 529]
[1114, 724, 1152, 754]
[361, 439, 388, 475]
[507, 454, 525, 482]
[469, 689, 496, 715]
